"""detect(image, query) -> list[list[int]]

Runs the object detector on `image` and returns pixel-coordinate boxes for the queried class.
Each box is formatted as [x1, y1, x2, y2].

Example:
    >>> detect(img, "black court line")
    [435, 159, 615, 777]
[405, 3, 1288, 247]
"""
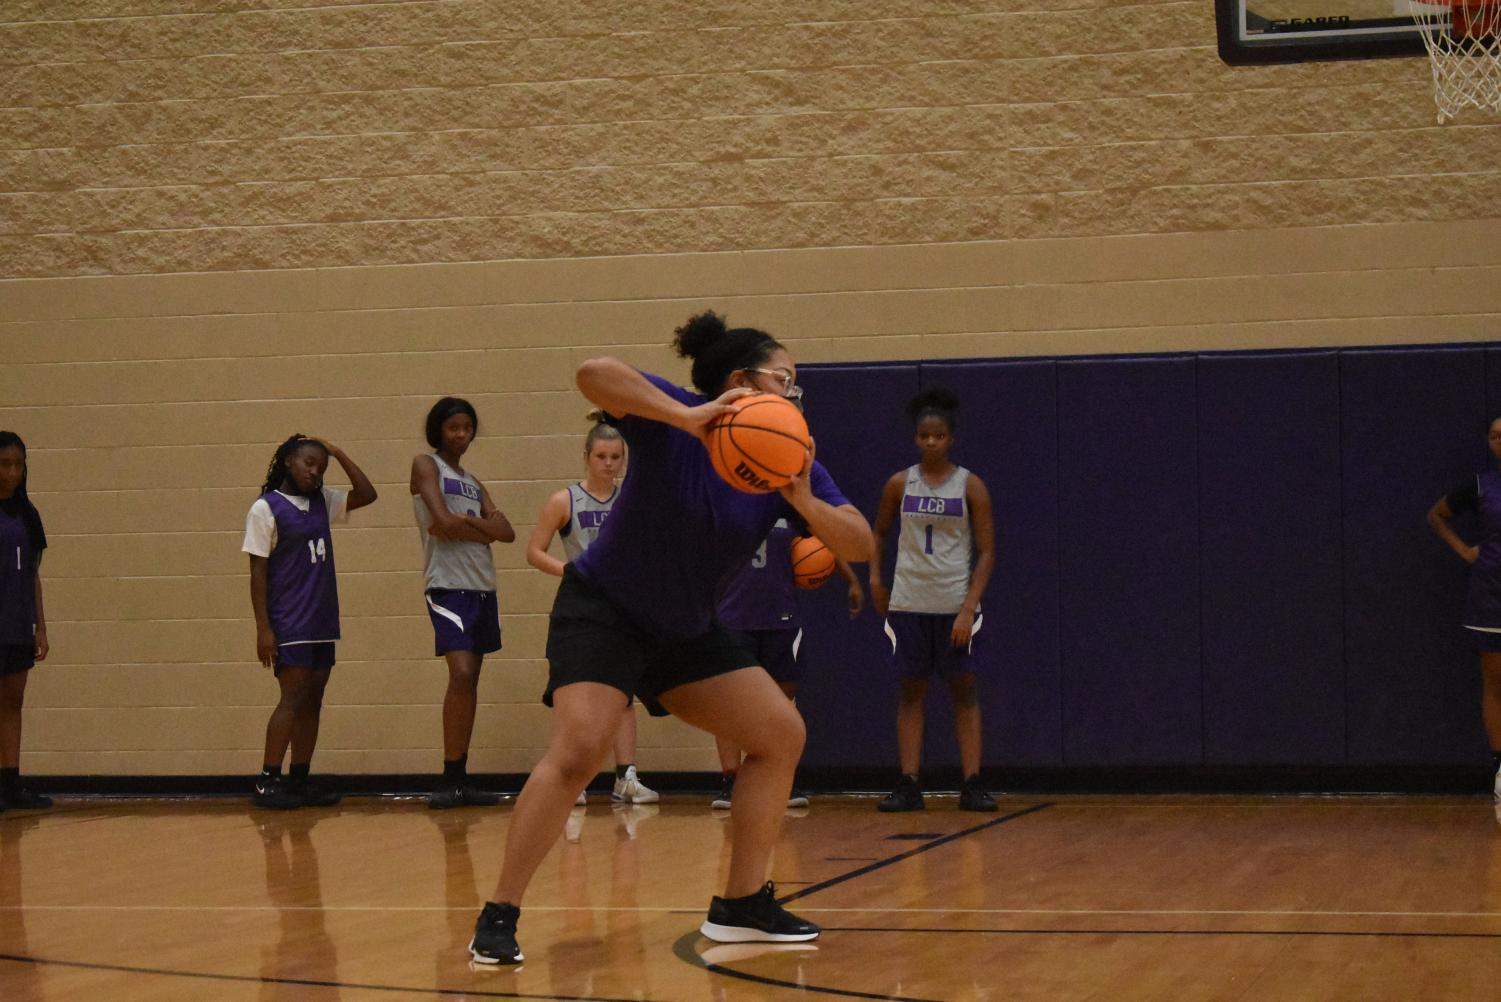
[823, 857, 881, 862]
[825, 925, 1501, 940]
[670, 930, 942, 1002]
[777, 802, 1053, 905]
[0, 953, 657, 1001]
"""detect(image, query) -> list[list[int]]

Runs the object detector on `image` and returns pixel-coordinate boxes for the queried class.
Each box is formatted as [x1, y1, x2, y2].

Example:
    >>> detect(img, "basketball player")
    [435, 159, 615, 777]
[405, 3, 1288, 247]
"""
[869, 387, 997, 813]
[526, 416, 659, 806]
[412, 397, 516, 809]
[243, 436, 377, 810]
[1428, 415, 1501, 801]
[712, 518, 863, 810]
[468, 310, 872, 965]
[0, 432, 50, 811]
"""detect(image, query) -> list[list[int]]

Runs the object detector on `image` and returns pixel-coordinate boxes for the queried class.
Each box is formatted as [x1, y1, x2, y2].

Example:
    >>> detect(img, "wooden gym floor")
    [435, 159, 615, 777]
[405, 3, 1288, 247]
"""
[2, 793, 1500, 1000]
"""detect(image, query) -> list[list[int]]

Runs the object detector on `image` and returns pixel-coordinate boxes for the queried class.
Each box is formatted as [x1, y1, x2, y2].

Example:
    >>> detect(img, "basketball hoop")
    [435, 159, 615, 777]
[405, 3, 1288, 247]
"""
[1407, 0, 1501, 122]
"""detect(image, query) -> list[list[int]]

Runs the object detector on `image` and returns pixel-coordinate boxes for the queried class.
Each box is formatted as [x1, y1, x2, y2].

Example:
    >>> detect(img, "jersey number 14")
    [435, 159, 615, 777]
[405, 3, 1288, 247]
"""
[306, 537, 328, 564]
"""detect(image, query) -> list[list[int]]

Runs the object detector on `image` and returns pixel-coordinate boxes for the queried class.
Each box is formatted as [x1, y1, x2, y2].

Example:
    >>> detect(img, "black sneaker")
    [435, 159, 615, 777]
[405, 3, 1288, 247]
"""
[430, 783, 501, 809]
[877, 776, 924, 813]
[291, 781, 342, 808]
[469, 901, 523, 964]
[958, 777, 998, 812]
[711, 773, 734, 811]
[3, 787, 52, 810]
[700, 882, 820, 943]
[252, 775, 303, 810]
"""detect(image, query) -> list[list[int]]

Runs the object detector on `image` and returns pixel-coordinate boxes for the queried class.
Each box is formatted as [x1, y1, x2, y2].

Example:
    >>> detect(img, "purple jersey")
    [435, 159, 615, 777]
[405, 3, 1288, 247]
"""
[716, 518, 800, 632]
[0, 502, 40, 644]
[264, 490, 341, 644]
[1464, 470, 1501, 630]
[574, 372, 849, 639]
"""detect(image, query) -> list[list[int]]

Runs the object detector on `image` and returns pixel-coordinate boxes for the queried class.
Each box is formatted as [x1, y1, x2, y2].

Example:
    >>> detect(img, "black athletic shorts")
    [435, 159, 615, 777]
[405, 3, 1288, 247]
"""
[544, 564, 759, 716]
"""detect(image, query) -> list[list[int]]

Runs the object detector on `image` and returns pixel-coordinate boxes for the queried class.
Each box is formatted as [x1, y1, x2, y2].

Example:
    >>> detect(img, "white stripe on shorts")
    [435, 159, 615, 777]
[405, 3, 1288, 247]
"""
[883, 618, 898, 655]
[792, 628, 804, 661]
[426, 595, 465, 632]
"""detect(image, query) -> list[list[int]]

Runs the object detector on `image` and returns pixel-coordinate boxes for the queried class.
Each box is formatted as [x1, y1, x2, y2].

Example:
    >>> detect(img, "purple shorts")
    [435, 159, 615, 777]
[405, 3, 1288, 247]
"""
[1466, 626, 1501, 653]
[884, 609, 982, 679]
[729, 627, 803, 685]
[0, 643, 35, 676]
[426, 589, 502, 657]
[274, 641, 335, 675]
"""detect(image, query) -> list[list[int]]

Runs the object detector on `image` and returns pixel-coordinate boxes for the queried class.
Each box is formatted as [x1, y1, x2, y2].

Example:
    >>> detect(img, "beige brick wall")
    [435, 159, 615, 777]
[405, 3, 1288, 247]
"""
[0, 2, 1497, 776]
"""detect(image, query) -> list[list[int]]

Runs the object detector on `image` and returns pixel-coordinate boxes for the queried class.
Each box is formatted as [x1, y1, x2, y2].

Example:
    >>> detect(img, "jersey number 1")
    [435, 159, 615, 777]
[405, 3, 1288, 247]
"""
[307, 537, 327, 564]
[924, 524, 934, 555]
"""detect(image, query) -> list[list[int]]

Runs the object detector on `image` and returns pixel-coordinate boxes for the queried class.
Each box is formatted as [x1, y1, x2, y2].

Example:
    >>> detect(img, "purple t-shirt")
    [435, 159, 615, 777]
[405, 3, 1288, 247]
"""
[264, 490, 341, 644]
[716, 518, 800, 632]
[574, 372, 848, 639]
[0, 501, 42, 645]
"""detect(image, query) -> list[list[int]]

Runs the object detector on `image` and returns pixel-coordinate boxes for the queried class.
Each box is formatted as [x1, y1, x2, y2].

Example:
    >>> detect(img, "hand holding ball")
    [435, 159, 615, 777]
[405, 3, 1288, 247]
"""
[706, 393, 811, 494]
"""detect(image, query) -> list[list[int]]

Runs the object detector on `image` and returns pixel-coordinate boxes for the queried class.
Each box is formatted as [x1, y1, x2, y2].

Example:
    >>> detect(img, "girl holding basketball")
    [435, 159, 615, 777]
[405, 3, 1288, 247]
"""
[869, 387, 997, 813]
[468, 311, 872, 965]
[1428, 415, 1501, 800]
[243, 435, 377, 810]
[412, 397, 517, 809]
[526, 416, 659, 806]
[0, 432, 50, 811]
[712, 521, 863, 810]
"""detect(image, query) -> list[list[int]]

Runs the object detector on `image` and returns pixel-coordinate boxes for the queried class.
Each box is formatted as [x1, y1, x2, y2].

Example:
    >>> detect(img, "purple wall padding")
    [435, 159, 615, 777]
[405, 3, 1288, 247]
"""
[1341, 348, 1486, 764]
[794, 364, 919, 769]
[924, 361, 1063, 766]
[1056, 357, 1203, 764]
[1198, 352, 1344, 764]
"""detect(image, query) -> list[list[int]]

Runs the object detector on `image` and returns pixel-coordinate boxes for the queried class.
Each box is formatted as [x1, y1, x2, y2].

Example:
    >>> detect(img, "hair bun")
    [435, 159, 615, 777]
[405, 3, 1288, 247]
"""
[672, 310, 729, 361]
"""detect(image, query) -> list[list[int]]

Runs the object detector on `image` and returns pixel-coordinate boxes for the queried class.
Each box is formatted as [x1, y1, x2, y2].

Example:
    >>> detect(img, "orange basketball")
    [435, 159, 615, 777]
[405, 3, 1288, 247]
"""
[790, 535, 836, 590]
[706, 392, 811, 494]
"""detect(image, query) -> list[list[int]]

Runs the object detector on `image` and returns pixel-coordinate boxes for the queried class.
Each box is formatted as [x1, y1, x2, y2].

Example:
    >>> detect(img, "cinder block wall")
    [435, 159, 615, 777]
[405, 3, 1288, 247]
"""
[0, 2, 1496, 777]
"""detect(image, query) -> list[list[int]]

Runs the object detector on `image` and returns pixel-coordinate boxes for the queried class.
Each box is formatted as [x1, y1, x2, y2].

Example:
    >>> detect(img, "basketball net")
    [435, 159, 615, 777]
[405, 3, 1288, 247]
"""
[1408, 0, 1501, 122]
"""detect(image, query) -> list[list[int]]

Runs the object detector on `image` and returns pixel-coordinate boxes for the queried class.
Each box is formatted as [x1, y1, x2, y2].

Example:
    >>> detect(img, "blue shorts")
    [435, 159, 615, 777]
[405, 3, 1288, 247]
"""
[728, 628, 803, 685]
[884, 609, 981, 679]
[275, 641, 335, 675]
[0, 643, 35, 676]
[427, 589, 502, 656]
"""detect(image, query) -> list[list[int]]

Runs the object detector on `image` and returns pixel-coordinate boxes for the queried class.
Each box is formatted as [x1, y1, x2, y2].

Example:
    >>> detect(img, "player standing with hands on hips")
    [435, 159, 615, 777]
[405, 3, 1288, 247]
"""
[468, 311, 872, 965]
[869, 387, 998, 813]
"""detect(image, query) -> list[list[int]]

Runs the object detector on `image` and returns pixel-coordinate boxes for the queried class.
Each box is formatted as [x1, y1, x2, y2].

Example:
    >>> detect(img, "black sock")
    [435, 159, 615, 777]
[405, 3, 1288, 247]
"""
[616, 763, 632, 780]
[903, 773, 920, 786]
[287, 763, 310, 788]
[1491, 751, 1500, 773]
[444, 756, 467, 781]
[260, 764, 282, 780]
[0, 767, 17, 796]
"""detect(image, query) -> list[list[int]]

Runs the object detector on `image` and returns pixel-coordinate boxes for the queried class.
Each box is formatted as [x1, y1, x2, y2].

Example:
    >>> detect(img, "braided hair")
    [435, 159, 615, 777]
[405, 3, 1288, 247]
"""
[905, 386, 960, 433]
[259, 434, 327, 497]
[0, 431, 46, 556]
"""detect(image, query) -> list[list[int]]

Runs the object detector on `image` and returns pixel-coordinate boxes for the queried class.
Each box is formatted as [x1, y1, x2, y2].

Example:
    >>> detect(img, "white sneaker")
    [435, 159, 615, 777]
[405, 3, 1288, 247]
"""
[575, 790, 588, 806]
[612, 766, 659, 804]
[1493, 762, 1501, 803]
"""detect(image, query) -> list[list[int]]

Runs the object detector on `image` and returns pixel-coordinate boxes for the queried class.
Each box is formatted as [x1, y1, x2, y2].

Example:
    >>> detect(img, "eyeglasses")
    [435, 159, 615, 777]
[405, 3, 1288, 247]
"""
[743, 367, 803, 401]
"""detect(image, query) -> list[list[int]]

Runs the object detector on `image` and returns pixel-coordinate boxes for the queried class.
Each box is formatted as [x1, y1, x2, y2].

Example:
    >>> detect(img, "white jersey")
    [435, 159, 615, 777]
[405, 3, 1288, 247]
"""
[413, 454, 496, 592]
[889, 465, 972, 615]
[560, 483, 616, 562]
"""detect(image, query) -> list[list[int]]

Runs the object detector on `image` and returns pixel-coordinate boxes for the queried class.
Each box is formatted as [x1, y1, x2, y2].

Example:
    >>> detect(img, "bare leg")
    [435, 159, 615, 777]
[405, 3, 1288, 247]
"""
[896, 677, 928, 777]
[949, 671, 982, 779]
[287, 669, 330, 766]
[443, 650, 483, 761]
[492, 683, 625, 905]
[612, 702, 636, 768]
[0, 671, 27, 769]
[263, 666, 326, 770]
[659, 667, 805, 898]
[1481, 653, 1501, 750]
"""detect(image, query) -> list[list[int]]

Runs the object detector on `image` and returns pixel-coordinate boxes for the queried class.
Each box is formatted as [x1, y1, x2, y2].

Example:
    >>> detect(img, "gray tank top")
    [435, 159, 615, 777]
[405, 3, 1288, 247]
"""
[413, 454, 496, 592]
[561, 483, 616, 561]
[889, 465, 972, 614]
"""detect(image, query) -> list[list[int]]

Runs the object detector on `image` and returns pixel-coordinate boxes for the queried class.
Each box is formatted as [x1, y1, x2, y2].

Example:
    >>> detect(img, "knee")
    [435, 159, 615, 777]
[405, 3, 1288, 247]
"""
[743, 703, 805, 763]
[549, 736, 612, 785]
[898, 679, 928, 706]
